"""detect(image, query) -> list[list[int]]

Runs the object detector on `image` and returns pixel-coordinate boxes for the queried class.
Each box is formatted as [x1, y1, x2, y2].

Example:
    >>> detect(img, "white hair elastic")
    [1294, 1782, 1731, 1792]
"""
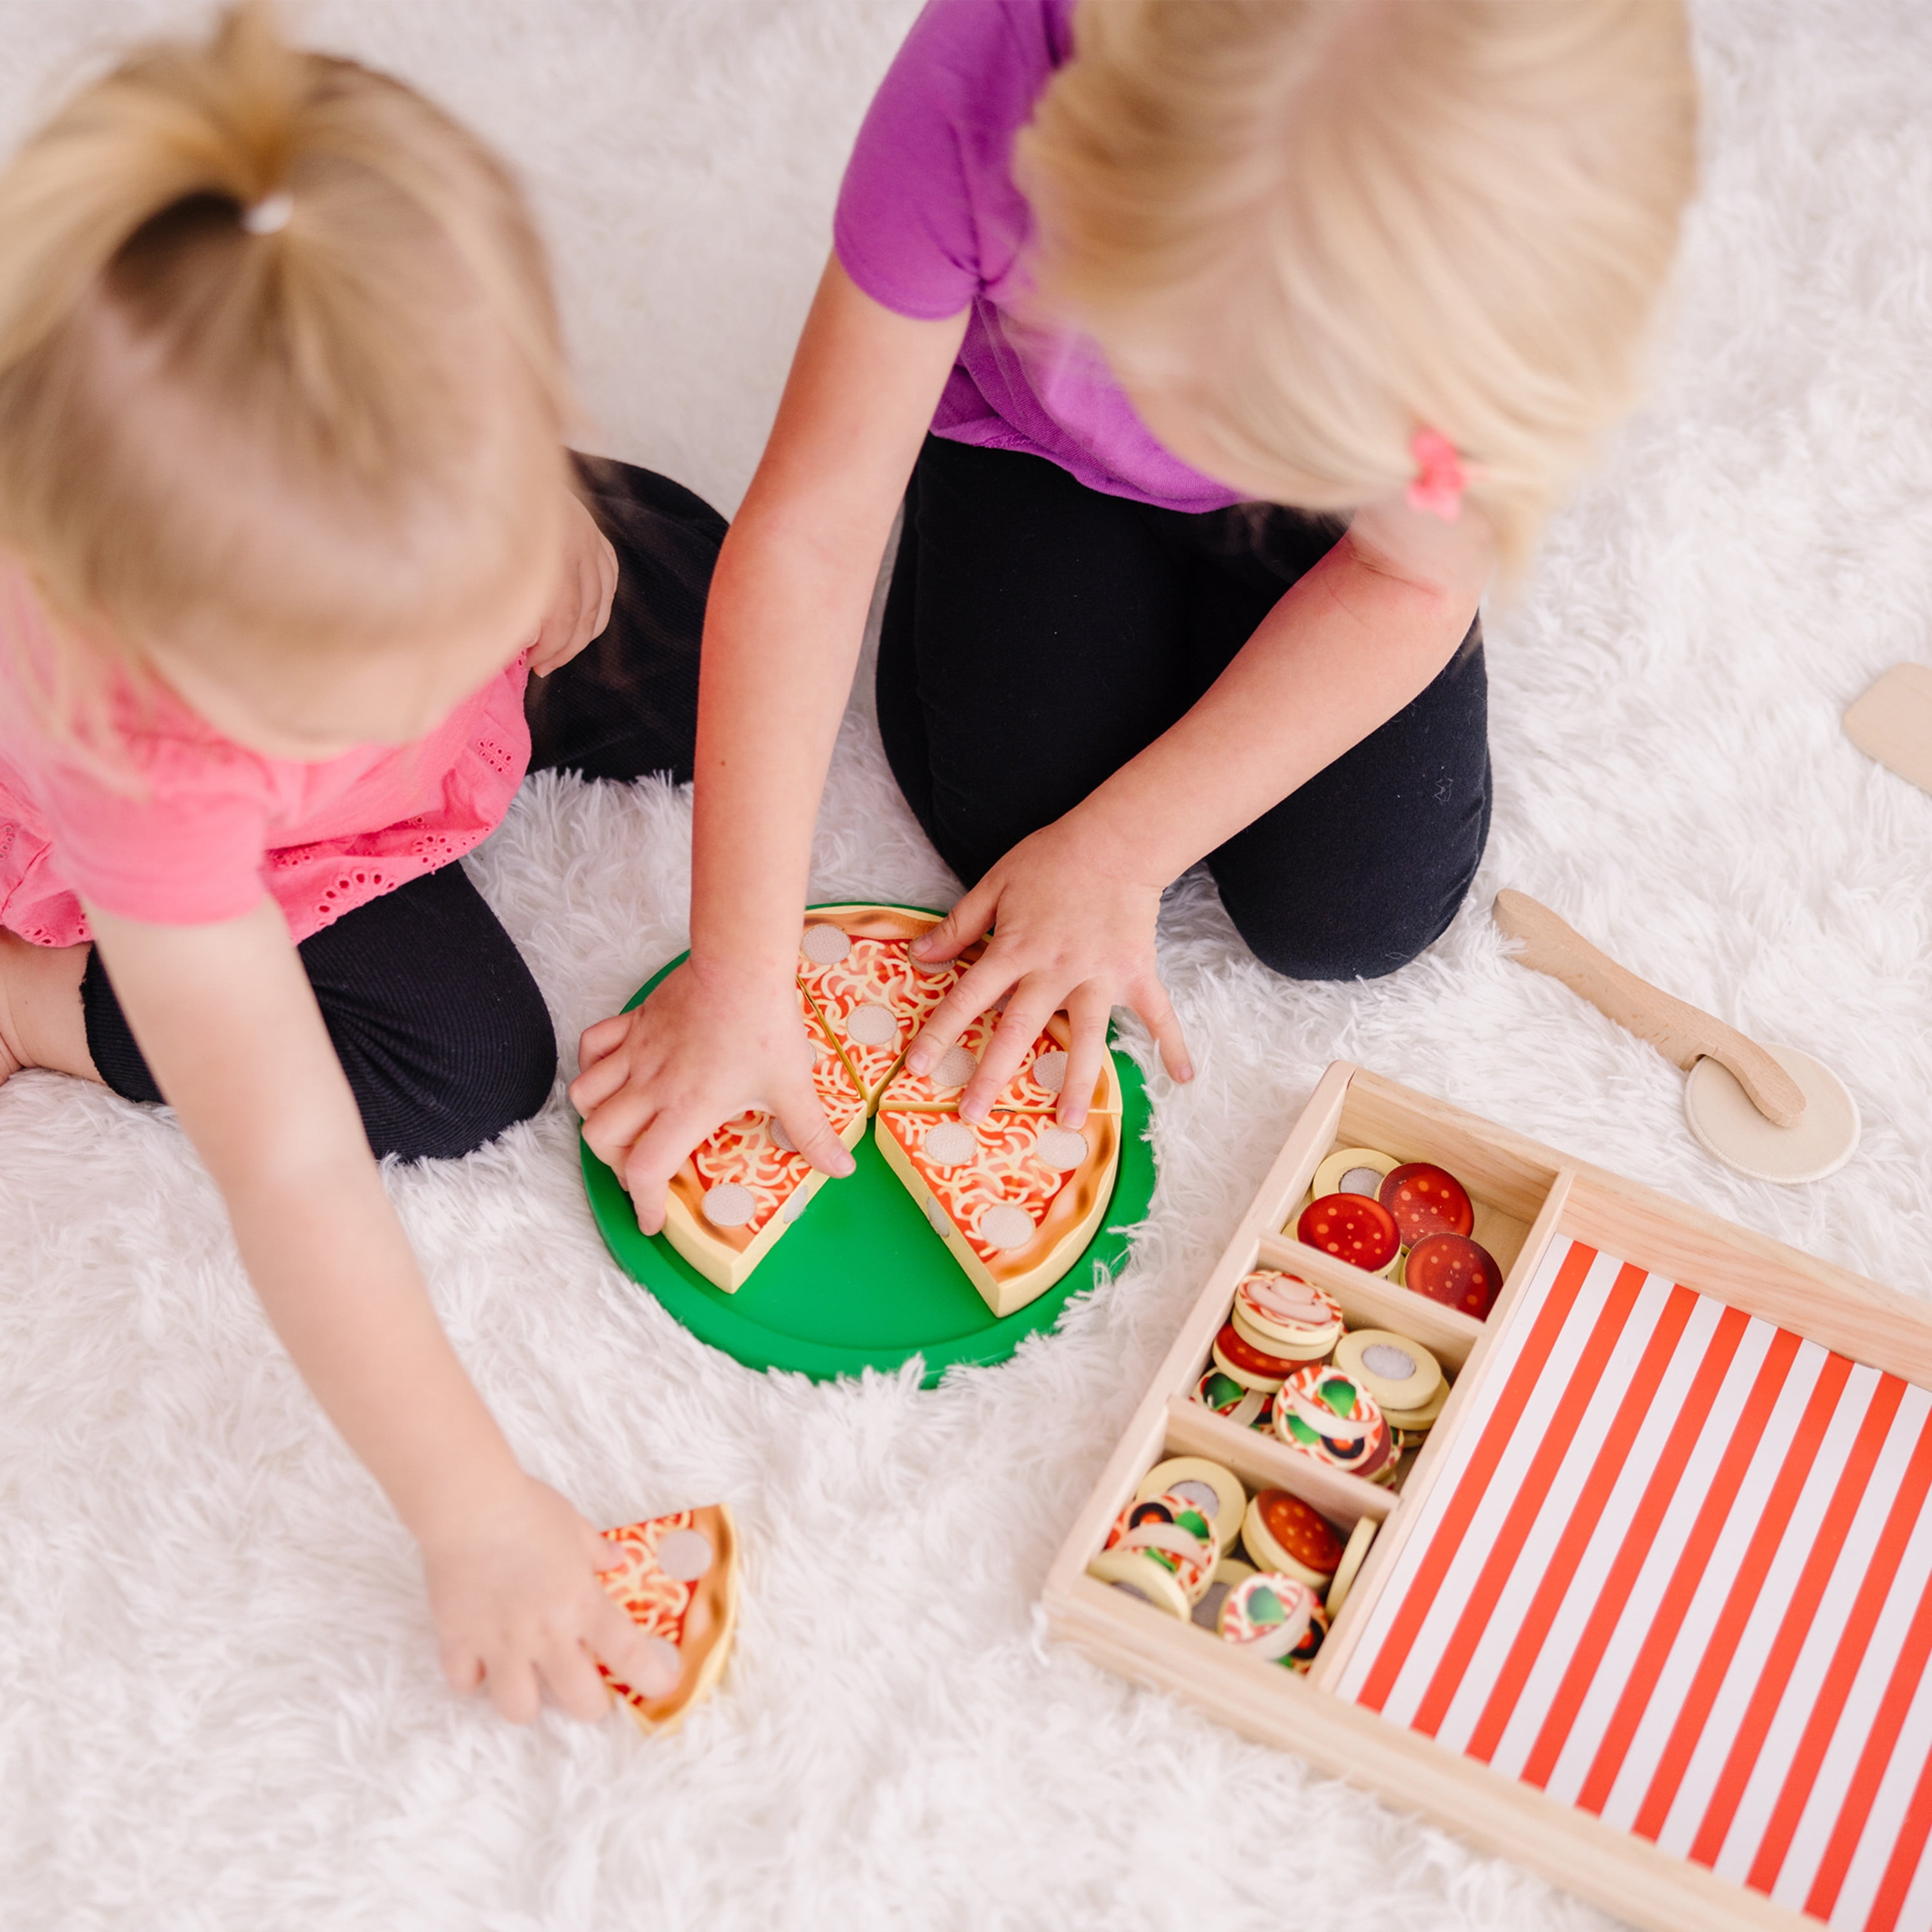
[240, 189, 294, 236]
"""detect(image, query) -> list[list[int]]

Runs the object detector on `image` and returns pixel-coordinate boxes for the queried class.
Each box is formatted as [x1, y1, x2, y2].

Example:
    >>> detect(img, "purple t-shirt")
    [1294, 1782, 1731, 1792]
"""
[834, 0, 1241, 515]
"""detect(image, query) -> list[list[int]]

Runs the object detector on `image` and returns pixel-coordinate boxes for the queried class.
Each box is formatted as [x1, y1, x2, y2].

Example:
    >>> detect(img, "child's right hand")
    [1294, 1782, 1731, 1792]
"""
[422, 1474, 677, 1724]
[570, 957, 855, 1234]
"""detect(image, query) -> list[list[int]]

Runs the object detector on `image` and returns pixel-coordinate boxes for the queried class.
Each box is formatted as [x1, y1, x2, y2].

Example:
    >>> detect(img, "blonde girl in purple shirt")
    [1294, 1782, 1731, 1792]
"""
[576, 0, 1699, 1227]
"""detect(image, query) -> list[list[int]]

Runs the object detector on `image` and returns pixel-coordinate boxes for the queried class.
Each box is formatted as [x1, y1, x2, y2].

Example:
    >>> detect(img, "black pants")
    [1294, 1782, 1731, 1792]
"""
[82, 458, 724, 1162]
[876, 436, 1492, 980]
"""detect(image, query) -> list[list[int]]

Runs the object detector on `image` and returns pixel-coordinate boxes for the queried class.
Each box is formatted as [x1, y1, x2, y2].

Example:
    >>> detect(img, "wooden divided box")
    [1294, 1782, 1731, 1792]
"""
[1043, 1062, 1932, 1932]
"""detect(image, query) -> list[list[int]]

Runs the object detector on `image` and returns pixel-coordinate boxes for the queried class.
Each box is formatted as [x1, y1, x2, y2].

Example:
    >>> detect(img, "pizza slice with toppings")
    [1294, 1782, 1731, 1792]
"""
[795, 905, 982, 1103]
[877, 1007, 1116, 1118]
[873, 1100, 1122, 1319]
[659, 990, 867, 1291]
[596, 1502, 738, 1734]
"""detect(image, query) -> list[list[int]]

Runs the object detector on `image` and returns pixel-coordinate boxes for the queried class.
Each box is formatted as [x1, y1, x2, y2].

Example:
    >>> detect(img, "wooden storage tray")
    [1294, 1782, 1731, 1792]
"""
[1043, 1063, 1932, 1932]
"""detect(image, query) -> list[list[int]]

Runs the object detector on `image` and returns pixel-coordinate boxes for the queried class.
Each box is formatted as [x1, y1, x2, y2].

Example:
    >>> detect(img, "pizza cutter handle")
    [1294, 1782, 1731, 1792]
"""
[1492, 889, 1806, 1129]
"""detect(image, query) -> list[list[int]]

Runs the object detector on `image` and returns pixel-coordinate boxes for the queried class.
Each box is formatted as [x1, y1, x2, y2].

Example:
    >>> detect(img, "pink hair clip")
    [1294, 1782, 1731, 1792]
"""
[1406, 428, 1467, 523]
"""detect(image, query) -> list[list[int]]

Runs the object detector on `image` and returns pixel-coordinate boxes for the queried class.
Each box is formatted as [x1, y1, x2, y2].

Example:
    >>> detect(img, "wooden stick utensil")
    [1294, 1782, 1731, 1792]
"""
[1492, 889, 1804, 1126]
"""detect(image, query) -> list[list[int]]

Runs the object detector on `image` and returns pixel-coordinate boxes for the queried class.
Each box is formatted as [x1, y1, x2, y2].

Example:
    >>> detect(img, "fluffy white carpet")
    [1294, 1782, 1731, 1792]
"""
[5, 3, 1932, 1927]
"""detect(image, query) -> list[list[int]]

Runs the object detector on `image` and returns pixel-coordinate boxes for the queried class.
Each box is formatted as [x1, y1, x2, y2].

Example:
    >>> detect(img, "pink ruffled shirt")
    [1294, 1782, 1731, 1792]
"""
[0, 588, 532, 947]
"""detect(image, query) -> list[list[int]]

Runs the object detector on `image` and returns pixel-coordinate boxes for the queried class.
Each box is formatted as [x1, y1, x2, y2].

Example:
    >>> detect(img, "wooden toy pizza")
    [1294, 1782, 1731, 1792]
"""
[659, 905, 1123, 1321]
[596, 1503, 738, 1734]
[1050, 1060, 1932, 1932]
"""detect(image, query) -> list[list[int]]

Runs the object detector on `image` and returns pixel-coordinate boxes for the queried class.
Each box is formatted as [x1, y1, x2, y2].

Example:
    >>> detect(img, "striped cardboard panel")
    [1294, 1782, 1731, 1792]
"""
[1338, 1236, 1932, 1932]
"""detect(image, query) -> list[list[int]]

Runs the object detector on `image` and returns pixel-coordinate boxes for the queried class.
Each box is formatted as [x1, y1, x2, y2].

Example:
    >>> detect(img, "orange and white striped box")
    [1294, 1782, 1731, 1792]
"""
[1043, 1063, 1932, 1932]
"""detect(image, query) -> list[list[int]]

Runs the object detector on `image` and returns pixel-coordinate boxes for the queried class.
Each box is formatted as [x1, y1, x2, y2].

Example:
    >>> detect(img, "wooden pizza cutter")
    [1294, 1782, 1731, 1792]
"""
[1493, 889, 1859, 1184]
[1845, 662, 1932, 797]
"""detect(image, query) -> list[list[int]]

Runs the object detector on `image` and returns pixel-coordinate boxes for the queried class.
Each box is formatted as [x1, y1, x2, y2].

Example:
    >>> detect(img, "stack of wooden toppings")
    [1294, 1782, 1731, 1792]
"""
[1087, 1488, 1224, 1620]
[1186, 1266, 1452, 1488]
[1294, 1148, 1503, 1318]
[1086, 1457, 1384, 1674]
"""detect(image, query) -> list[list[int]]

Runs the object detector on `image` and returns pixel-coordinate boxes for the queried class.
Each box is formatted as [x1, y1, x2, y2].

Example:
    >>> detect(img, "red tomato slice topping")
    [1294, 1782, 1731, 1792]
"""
[1296, 1193, 1401, 1273]
[1403, 1232, 1502, 1318]
[1378, 1162, 1475, 1244]
[1215, 1321, 1297, 1379]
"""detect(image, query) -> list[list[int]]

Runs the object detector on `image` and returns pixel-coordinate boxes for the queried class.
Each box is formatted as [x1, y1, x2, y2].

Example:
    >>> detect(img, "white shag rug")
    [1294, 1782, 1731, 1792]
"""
[5, 4, 1932, 1928]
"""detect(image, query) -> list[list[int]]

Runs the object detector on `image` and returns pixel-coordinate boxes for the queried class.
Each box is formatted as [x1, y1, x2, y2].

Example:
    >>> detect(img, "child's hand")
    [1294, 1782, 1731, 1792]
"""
[571, 958, 856, 1233]
[422, 1475, 676, 1724]
[903, 815, 1193, 1130]
[528, 489, 619, 677]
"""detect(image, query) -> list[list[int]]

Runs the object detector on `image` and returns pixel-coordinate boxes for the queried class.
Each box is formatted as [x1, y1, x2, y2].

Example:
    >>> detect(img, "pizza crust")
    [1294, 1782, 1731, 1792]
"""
[597, 1502, 739, 1735]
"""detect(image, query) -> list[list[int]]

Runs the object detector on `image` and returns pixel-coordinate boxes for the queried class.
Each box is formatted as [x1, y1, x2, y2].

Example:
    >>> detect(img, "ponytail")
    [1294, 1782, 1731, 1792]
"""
[0, 1, 569, 741]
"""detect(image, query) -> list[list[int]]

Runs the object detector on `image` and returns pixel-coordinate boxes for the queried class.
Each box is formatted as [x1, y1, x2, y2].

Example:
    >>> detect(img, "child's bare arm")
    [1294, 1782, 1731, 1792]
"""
[905, 494, 1498, 1126]
[86, 898, 670, 1722]
[572, 257, 967, 1229]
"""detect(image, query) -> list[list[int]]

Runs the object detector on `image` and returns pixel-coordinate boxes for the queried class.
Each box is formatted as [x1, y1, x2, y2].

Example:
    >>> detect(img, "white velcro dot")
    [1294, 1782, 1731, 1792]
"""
[1361, 1341, 1418, 1381]
[923, 1194, 953, 1237]
[934, 1045, 980, 1088]
[768, 1118, 797, 1153]
[978, 1204, 1036, 1251]
[653, 1528, 714, 1582]
[781, 1189, 808, 1223]
[922, 1121, 977, 1167]
[1033, 1050, 1068, 1094]
[1170, 1479, 1221, 1520]
[1034, 1125, 1088, 1170]
[701, 1182, 756, 1227]
[844, 1001, 899, 1047]
[639, 1633, 683, 1690]
[800, 923, 850, 965]
[1340, 1166, 1385, 1196]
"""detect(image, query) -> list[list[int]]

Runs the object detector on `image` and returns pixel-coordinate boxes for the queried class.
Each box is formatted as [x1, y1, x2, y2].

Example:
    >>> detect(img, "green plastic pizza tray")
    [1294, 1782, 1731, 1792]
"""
[581, 911, 1155, 1387]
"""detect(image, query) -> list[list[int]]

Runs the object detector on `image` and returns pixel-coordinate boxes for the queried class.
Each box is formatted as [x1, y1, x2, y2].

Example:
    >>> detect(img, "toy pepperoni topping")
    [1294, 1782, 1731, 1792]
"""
[1213, 1320, 1299, 1383]
[1296, 1193, 1401, 1273]
[1378, 1162, 1475, 1245]
[1251, 1490, 1345, 1579]
[1404, 1231, 1503, 1317]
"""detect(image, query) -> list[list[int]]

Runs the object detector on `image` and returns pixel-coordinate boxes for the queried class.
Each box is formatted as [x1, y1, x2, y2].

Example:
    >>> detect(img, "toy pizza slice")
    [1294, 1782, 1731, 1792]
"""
[659, 995, 867, 1291]
[596, 1503, 738, 1734]
[795, 905, 982, 1103]
[873, 1100, 1121, 1318]
[878, 1008, 1115, 1119]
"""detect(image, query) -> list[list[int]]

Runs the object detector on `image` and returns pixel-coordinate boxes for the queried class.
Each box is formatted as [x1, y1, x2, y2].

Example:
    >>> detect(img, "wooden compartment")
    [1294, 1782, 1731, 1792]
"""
[1043, 1063, 1932, 1932]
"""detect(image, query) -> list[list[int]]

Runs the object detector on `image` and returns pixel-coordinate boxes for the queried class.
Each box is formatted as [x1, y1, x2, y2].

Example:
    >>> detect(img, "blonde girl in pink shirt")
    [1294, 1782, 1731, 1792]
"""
[0, 6, 722, 1719]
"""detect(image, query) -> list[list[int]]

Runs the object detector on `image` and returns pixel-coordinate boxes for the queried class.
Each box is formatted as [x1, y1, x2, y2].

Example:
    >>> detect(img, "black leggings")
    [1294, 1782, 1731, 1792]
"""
[82, 457, 724, 1162]
[876, 436, 1492, 981]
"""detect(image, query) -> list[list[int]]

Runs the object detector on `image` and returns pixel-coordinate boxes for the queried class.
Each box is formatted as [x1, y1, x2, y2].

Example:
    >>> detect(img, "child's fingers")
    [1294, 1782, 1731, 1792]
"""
[588, 1590, 679, 1700]
[568, 1039, 645, 1117]
[620, 1112, 709, 1234]
[577, 1012, 632, 1070]
[577, 1088, 658, 1175]
[772, 1086, 857, 1180]
[1131, 972, 1193, 1084]
[592, 530, 618, 638]
[1054, 984, 1115, 1130]
[908, 879, 997, 967]
[960, 976, 1059, 1121]
[484, 1653, 544, 1725]
[439, 1638, 484, 1697]
[537, 1629, 616, 1724]
[904, 952, 1016, 1076]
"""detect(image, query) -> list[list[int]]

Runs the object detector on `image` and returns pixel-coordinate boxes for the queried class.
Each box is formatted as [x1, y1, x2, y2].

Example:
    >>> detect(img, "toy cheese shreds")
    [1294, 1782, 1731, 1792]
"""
[596, 1504, 739, 1734]
[795, 908, 976, 1101]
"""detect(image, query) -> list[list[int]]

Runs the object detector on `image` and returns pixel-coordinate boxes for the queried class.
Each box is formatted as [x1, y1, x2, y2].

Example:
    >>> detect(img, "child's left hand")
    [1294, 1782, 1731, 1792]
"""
[902, 812, 1194, 1130]
[528, 489, 619, 677]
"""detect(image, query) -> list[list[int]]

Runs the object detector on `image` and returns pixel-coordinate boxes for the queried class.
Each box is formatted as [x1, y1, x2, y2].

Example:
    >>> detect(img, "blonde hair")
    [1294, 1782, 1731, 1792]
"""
[0, 1, 569, 745]
[1016, 0, 1698, 572]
